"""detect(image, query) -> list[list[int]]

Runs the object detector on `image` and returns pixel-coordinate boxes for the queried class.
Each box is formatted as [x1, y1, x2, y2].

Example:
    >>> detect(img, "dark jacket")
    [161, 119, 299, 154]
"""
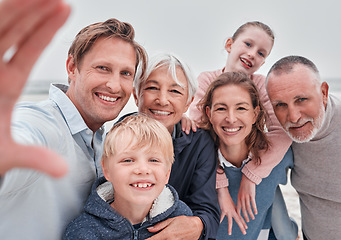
[63, 177, 192, 240]
[169, 122, 220, 240]
[115, 113, 220, 239]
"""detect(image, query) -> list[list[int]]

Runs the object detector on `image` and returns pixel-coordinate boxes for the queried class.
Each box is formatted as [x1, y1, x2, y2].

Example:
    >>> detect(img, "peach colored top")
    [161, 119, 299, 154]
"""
[189, 69, 292, 185]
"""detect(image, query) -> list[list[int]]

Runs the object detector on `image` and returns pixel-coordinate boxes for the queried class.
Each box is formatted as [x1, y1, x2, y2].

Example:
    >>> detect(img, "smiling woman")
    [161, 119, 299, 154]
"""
[127, 52, 220, 239]
[198, 72, 297, 240]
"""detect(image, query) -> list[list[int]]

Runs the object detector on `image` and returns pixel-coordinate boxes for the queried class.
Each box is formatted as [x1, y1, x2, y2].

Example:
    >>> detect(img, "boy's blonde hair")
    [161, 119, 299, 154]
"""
[102, 114, 174, 166]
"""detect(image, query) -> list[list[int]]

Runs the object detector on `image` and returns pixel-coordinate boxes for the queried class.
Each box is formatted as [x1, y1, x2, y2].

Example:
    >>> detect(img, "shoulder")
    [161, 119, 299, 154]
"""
[197, 69, 223, 85]
[251, 74, 266, 87]
[166, 185, 193, 217]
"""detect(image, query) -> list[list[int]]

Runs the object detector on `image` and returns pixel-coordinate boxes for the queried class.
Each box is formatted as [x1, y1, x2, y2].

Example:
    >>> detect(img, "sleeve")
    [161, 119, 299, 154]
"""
[189, 71, 218, 123]
[187, 131, 220, 240]
[0, 107, 49, 195]
[241, 75, 292, 184]
[216, 168, 229, 189]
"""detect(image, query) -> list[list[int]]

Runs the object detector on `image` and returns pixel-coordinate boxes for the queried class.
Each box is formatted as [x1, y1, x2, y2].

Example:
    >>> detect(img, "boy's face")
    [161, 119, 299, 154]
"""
[102, 138, 171, 210]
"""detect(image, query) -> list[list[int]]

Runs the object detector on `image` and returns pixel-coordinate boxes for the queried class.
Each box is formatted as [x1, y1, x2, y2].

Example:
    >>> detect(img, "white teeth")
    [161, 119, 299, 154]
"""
[132, 183, 152, 188]
[241, 58, 252, 67]
[223, 127, 240, 133]
[98, 94, 117, 102]
[151, 110, 170, 116]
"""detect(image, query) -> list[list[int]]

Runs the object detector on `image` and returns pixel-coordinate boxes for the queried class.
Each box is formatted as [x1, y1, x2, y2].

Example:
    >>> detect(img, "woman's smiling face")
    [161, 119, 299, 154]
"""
[206, 84, 258, 148]
[135, 66, 191, 134]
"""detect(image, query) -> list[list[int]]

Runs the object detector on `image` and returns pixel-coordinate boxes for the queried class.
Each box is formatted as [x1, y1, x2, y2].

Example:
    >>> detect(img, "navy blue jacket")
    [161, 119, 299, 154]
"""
[169, 122, 220, 240]
[117, 114, 220, 239]
[63, 177, 192, 240]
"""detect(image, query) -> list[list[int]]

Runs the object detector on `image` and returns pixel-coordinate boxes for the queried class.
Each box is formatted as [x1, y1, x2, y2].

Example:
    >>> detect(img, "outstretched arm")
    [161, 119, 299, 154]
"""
[0, 0, 70, 177]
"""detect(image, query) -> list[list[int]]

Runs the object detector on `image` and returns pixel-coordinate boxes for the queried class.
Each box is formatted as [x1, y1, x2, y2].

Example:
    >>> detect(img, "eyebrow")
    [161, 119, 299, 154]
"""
[213, 102, 250, 107]
[145, 79, 185, 90]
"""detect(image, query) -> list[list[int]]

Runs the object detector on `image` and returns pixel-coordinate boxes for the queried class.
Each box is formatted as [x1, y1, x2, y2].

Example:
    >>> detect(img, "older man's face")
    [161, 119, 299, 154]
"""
[267, 65, 329, 143]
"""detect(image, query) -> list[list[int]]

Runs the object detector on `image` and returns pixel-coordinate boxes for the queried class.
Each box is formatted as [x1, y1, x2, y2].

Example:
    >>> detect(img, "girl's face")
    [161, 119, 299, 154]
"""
[224, 26, 273, 76]
[134, 66, 192, 134]
[206, 84, 258, 149]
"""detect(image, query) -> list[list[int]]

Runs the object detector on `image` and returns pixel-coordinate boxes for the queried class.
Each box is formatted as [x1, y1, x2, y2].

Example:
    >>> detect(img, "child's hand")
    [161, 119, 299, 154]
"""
[180, 113, 197, 134]
[217, 187, 247, 235]
[237, 175, 257, 222]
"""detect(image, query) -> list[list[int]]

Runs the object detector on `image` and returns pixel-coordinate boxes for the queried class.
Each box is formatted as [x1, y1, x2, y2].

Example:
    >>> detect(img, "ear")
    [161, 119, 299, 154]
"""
[205, 106, 212, 122]
[253, 106, 260, 124]
[183, 96, 194, 113]
[224, 38, 233, 53]
[66, 55, 77, 81]
[321, 82, 329, 109]
[165, 168, 171, 184]
[101, 160, 111, 182]
[133, 89, 139, 107]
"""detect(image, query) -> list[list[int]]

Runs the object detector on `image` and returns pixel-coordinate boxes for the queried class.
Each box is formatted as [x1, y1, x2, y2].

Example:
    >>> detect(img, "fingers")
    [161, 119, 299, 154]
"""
[0, 141, 68, 177]
[147, 218, 172, 233]
[245, 197, 255, 221]
[191, 120, 198, 132]
[251, 196, 258, 215]
[11, 1, 71, 77]
[0, 0, 59, 58]
[233, 214, 247, 235]
[227, 215, 233, 235]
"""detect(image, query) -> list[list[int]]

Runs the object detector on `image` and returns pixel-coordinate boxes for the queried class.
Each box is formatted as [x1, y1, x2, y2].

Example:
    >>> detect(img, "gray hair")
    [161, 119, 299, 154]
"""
[134, 53, 197, 104]
[266, 55, 320, 86]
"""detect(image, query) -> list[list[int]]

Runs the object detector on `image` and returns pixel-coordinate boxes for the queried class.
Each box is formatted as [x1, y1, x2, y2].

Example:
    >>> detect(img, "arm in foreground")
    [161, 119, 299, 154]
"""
[0, 0, 70, 177]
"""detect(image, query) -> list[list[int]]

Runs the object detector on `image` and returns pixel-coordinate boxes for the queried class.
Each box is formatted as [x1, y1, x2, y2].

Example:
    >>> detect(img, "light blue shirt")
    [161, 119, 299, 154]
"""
[0, 84, 106, 240]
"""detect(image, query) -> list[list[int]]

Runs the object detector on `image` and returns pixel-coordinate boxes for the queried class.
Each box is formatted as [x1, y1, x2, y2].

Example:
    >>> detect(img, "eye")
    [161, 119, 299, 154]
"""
[297, 98, 308, 103]
[145, 86, 158, 91]
[258, 51, 265, 57]
[237, 106, 248, 111]
[170, 89, 182, 95]
[121, 71, 132, 76]
[275, 102, 287, 108]
[215, 107, 226, 112]
[149, 158, 160, 163]
[97, 66, 109, 71]
[122, 158, 133, 163]
[245, 42, 251, 47]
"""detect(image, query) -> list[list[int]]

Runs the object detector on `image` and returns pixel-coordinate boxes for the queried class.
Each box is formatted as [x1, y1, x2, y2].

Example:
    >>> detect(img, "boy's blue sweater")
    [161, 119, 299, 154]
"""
[63, 177, 192, 240]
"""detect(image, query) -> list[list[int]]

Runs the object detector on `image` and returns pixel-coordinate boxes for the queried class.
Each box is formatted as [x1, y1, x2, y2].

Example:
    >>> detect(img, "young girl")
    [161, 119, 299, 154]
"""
[199, 72, 294, 239]
[187, 21, 296, 238]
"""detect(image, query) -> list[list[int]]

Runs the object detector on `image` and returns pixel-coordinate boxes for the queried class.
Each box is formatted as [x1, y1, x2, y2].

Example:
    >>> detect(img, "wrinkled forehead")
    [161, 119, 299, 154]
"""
[267, 68, 321, 102]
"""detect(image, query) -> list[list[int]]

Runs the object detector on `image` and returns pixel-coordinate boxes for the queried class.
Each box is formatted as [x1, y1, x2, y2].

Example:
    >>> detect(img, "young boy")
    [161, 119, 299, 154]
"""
[63, 115, 192, 239]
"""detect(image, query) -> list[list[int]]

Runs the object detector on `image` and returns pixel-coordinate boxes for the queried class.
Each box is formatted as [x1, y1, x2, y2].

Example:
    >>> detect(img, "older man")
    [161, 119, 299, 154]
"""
[0, 0, 147, 239]
[266, 55, 341, 240]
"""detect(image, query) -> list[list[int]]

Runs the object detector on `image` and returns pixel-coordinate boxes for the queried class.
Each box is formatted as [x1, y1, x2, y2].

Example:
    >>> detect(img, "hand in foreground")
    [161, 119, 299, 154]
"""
[180, 113, 197, 134]
[237, 174, 257, 222]
[217, 187, 247, 235]
[0, 0, 70, 177]
[146, 215, 203, 240]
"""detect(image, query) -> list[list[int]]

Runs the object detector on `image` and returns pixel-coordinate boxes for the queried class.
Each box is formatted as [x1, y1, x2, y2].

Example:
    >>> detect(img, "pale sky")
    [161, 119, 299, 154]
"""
[29, 0, 341, 82]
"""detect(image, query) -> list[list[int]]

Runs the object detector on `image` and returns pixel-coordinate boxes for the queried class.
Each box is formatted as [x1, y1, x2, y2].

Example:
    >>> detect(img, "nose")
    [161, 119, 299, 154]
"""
[156, 91, 169, 106]
[248, 49, 256, 59]
[287, 105, 301, 123]
[133, 161, 151, 175]
[106, 73, 121, 92]
[225, 110, 237, 123]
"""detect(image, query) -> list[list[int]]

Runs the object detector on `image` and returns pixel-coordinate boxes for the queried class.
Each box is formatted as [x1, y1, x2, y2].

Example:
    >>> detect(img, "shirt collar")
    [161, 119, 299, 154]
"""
[49, 83, 105, 135]
[218, 149, 252, 168]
